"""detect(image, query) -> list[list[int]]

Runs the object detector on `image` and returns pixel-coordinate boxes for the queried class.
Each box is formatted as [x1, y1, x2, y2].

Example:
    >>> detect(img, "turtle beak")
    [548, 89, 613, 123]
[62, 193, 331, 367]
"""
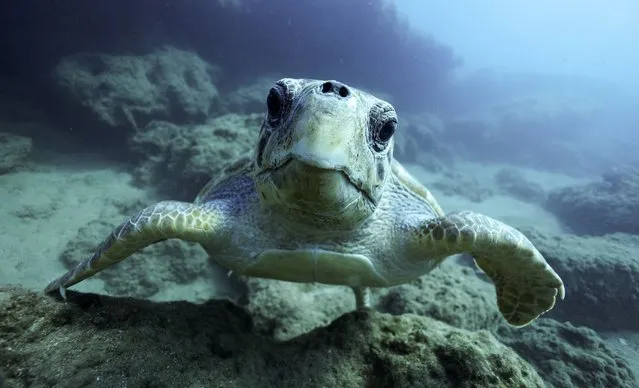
[288, 94, 361, 172]
[287, 99, 376, 204]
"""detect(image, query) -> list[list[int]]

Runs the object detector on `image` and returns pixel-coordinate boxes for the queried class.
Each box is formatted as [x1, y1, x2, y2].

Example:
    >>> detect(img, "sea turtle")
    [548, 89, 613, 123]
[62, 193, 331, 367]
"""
[45, 78, 565, 327]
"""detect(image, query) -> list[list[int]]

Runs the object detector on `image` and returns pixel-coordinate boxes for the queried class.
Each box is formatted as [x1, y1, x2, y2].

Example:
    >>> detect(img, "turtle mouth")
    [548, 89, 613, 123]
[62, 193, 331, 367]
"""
[258, 157, 376, 207]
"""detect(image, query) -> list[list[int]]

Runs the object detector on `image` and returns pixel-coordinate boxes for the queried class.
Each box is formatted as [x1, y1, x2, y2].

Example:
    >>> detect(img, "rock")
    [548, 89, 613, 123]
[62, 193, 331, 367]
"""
[494, 168, 546, 203]
[241, 262, 500, 341]
[546, 166, 639, 235]
[0, 286, 545, 387]
[394, 113, 453, 169]
[376, 262, 501, 331]
[129, 113, 261, 200]
[523, 226, 639, 331]
[224, 75, 281, 114]
[445, 117, 597, 175]
[0, 132, 32, 174]
[240, 278, 354, 341]
[496, 318, 637, 388]
[51, 46, 220, 136]
[441, 72, 610, 174]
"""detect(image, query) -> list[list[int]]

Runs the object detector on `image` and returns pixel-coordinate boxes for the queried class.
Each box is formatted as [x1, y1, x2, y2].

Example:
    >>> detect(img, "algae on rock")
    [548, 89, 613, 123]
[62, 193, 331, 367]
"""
[0, 286, 544, 388]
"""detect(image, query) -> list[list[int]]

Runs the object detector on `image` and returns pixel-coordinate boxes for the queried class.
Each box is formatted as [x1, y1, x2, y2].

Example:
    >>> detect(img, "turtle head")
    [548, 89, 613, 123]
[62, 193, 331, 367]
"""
[253, 78, 397, 231]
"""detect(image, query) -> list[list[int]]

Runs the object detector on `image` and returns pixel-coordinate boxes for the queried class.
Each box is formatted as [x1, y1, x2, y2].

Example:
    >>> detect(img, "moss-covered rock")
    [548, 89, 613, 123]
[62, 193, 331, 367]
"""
[496, 318, 636, 388]
[129, 113, 261, 199]
[0, 286, 544, 388]
[545, 166, 639, 236]
[51, 46, 221, 135]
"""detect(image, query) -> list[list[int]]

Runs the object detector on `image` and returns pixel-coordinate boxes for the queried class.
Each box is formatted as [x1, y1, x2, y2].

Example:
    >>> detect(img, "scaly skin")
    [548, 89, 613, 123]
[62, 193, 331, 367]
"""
[414, 211, 565, 326]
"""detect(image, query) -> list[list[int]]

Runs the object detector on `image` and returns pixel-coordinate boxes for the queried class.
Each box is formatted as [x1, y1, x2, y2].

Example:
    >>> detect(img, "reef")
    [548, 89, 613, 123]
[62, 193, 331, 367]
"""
[0, 132, 32, 174]
[523, 227, 639, 332]
[546, 166, 639, 236]
[0, 286, 545, 388]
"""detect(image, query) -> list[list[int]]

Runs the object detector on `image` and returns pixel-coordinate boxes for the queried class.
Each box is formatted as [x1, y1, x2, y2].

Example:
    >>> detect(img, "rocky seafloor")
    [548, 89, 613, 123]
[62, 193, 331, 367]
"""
[1, 46, 639, 387]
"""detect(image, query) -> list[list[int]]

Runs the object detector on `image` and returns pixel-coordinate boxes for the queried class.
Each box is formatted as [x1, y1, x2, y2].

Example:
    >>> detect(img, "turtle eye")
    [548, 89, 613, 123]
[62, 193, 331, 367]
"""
[372, 119, 397, 152]
[266, 86, 284, 123]
[378, 121, 396, 142]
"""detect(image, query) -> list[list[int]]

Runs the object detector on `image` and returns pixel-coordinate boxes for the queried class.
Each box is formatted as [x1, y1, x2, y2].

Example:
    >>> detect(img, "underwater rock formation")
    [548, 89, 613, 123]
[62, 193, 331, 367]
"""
[440, 71, 618, 174]
[129, 113, 261, 200]
[523, 226, 639, 331]
[235, 260, 637, 386]
[224, 75, 284, 114]
[2, 0, 459, 115]
[393, 112, 454, 170]
[546, 166, 639, 236]
[51, 47, 221, 139]
[241, 277, 354, 341]
[0, 132, 32, 174]
[494, 168, 546, 204]
[242, 263, 500, 342]
[443, 118, 590, 175]
[376, 263, 501, 332]
[496, 318, 636, 388]
[0, 286, 545, 388]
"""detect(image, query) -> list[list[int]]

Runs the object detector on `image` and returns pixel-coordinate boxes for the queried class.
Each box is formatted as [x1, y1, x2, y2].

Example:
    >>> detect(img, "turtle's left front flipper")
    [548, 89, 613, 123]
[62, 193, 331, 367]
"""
[413, 210, 565, 327]
[44, 200, 225, 296]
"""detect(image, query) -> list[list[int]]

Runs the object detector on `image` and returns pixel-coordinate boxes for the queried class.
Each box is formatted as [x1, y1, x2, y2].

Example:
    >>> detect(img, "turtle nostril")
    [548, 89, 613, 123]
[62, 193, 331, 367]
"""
[320, 81, 350, 98]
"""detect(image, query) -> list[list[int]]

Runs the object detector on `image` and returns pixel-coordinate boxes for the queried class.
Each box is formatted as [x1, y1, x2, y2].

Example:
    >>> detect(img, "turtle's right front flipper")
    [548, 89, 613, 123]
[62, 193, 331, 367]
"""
[44, 200, 225, 296]
[409, 210, 565, 327]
